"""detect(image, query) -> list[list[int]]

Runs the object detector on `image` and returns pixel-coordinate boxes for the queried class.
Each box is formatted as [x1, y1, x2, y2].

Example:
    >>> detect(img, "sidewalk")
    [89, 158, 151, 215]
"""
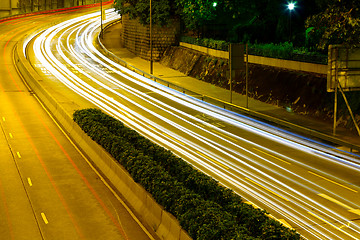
[101, 23, 360, 151]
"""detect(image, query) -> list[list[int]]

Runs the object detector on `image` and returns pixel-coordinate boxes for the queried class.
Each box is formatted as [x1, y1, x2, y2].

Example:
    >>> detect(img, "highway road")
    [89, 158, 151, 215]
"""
[16, 6, 360, 240]
[0, 4, 154, 240]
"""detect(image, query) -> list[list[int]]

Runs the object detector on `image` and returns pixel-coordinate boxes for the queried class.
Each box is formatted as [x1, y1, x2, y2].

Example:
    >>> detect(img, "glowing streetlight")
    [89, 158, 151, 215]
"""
[287, 2, 296, 41]
[150, 0, 153, 74]
[213, 2, 217, 7]
[288, 2, 295, 11]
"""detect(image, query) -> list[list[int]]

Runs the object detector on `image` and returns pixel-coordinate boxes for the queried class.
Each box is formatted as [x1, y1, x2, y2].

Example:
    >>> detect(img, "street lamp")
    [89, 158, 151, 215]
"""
[150, 0, 153, 75]
[288, 2, 295, 11]
[100, 0, 103, 38]
[287, 1, 296, 41]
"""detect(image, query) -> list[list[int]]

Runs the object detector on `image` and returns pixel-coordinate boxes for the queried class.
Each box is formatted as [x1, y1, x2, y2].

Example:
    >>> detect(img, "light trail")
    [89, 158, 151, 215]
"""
[28, 9, 360, 240]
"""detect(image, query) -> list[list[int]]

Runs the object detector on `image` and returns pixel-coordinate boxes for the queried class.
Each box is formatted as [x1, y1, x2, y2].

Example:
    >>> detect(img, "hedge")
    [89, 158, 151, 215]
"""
[180, 36, 327, 64]
[73, 108, 300, 240]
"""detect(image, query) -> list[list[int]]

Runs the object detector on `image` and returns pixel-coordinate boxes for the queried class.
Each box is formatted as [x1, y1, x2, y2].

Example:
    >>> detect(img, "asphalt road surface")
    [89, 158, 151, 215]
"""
[0, 5, 155, 240]
[8, 5, 360, 240]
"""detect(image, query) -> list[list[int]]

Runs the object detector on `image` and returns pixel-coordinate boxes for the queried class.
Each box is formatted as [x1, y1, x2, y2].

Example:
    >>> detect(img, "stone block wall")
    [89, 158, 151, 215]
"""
[121, 14, 180, 61]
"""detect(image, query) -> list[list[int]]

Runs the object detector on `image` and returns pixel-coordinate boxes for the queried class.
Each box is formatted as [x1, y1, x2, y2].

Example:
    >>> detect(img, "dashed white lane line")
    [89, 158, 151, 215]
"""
[27, 178, 33, 187]
[41, 213, 49, 224]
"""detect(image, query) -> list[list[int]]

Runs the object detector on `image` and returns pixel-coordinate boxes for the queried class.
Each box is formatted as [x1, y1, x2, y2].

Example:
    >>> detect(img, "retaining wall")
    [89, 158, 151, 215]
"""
[121, 14, 180, 61]
[15, 25, 191, 240]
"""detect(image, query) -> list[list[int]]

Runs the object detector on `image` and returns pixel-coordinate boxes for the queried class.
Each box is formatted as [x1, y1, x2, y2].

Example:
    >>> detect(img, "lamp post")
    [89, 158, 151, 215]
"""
[100, 0, 103, 38]
[150, 0, 153, 75]
[287, 2, 295, 41]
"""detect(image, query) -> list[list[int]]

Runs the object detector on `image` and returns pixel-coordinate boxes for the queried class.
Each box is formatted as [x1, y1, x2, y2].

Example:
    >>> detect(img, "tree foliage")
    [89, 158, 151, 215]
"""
[176, 0, 231, 31]
[305, 0, 360, 50]
[113, 0, 179, 26]
[113, 0, 360, 50]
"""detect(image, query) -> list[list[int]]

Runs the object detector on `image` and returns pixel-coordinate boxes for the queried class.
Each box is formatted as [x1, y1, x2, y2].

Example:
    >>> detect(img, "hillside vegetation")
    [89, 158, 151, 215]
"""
[160, 46, 360, 132]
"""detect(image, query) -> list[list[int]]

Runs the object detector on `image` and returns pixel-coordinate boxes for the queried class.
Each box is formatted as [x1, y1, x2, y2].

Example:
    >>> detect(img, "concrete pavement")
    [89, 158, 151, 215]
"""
[100, 22, 360, 152]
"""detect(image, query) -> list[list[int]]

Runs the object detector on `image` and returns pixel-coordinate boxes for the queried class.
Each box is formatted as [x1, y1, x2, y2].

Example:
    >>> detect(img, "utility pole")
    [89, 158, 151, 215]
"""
[9, 0, 12, 15]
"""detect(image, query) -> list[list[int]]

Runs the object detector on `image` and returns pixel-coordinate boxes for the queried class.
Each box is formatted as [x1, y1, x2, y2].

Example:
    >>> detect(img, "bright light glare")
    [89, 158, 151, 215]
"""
[213, 2, 217, 7]
[288, 2, 295, 11]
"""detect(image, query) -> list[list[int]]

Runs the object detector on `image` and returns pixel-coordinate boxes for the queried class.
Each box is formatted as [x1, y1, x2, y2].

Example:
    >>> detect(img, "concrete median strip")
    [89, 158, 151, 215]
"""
[15, 29, 191, 240]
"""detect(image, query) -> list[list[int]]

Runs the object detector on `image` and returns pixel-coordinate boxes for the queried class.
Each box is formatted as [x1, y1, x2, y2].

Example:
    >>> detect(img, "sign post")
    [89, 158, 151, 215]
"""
[328, 45, 360, 136]
[229, 43, 247, 105]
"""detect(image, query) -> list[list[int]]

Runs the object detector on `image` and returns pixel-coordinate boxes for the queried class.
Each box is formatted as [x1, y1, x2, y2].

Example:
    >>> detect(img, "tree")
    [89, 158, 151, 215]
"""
[176, 0, 219, 31]
[113, 0, 179, 26]
[305, 0, 360, 51]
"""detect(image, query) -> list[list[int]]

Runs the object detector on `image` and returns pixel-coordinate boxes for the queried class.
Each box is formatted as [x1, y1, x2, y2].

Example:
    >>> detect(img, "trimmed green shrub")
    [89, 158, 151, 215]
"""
[73, 108, 300, 240]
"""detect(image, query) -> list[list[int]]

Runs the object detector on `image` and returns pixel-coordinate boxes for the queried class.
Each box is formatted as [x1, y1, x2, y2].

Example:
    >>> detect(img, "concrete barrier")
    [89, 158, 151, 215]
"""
[15, 29, 191, 240]
[180, 42, 327, 75]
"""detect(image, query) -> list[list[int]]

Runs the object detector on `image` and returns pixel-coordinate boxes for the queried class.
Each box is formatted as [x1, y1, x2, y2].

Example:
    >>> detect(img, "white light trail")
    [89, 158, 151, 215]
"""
[29, 9, 360, 240]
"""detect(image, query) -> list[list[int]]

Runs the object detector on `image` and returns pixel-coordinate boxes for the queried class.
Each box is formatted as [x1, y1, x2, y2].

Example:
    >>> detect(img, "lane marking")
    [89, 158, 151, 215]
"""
[340, 221, 352, 229]
[318, 193, 360, 217]
[196, 151, 229, 169]
[16, 152, 21, 159]
[41, 212, 49, 224]
[27, 178, 33, 186]
[309, 171, 357, 193]
[253, 148, 291, 165]
[2, 117, 5, 122]
[245, 177, 289, 201]
[308, 211, 358, 239]
[245, 201, 293, 229]
[9, 133, 13, 138]
[278, 219, 293, 230]
[318, 193, 353, 209]
[211, 129, 238, 142]
[146, 125, 184, 146]
[349, 209, 360, 216]
[162, 133, 185, 146]
[33, 95, 154, 240]
[244, 201, 260, 209]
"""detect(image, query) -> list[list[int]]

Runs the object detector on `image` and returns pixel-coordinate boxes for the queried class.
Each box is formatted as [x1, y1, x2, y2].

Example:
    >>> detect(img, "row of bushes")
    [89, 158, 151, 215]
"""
[73, 108, 300, 240]
[180, 36, 327, 64]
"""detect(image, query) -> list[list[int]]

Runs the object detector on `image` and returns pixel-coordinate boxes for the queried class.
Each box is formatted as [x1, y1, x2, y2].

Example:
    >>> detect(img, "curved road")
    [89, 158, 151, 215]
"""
[0, 5, 154, 240]
[27, 9, 360, 240]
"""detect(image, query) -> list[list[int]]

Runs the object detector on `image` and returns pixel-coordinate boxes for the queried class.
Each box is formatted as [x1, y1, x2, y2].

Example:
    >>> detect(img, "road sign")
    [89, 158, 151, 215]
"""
[328, 45, 360, 92]
[327, 45, 360, 136]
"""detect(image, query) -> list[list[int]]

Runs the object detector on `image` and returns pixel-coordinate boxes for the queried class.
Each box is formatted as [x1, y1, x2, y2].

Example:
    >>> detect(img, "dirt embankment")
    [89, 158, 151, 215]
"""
[160, 46, 360, 131]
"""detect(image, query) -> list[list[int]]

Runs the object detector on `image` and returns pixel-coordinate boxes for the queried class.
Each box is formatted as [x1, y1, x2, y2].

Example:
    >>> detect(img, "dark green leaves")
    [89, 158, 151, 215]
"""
[73, 108, 300, 240]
